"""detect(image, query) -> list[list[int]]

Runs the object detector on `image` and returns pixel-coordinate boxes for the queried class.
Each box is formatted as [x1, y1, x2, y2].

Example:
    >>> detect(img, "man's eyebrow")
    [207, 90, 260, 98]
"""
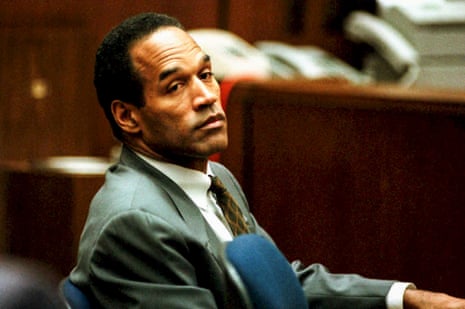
[159, 67, 179, 82]
[202, 54, 211, 63]
[158, 54, 211, 82]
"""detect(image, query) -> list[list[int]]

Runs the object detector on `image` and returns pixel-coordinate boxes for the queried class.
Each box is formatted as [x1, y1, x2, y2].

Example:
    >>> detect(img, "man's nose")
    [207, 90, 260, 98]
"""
[192, 77, 218, 109]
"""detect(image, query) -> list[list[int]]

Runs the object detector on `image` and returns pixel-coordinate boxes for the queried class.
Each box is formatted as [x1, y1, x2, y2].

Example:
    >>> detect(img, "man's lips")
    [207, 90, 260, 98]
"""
[197, 113, 226, 129]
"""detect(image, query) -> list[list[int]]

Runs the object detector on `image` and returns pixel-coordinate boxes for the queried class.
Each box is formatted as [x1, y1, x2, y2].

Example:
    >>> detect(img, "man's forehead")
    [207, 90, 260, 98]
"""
[140, 26, 198, 52]
[130, 28, 210, 82]
[131, 28, 200, 65]
[130, 27, 195, 57]
[158, 54, 211, 82]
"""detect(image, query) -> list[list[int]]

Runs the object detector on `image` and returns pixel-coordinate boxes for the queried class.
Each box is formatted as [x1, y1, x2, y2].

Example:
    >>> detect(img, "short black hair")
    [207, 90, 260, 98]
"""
[94, 12, 184, 140]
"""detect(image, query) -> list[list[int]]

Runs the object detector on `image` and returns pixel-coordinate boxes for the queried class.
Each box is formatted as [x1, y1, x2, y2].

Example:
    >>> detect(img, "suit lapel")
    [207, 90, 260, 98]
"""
[161, 187, 226, 263]
[167, 189, 225, 259]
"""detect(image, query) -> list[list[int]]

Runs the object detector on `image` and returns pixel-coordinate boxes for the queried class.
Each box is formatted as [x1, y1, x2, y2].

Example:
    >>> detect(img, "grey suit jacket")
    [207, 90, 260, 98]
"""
[70, 146, 394, 308]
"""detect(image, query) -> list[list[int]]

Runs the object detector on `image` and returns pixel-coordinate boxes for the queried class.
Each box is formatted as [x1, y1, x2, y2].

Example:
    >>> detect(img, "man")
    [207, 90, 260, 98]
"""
[70, 12, 465, 308]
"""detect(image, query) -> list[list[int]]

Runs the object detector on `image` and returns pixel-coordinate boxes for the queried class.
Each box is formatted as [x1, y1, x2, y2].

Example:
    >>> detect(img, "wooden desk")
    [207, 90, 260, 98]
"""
[221, 80, 465, 297]
[0, 158, 107, 275]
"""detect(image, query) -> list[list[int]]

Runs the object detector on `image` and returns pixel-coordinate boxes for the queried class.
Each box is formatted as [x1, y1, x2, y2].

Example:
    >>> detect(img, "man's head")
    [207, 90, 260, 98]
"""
[94, 13, 227, 171]
[94, 12, 183, 139]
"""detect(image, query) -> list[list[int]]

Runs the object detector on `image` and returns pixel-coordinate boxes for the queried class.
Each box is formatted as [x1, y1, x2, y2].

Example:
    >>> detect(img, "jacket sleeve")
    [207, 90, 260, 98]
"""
[293, 261, 395, 308]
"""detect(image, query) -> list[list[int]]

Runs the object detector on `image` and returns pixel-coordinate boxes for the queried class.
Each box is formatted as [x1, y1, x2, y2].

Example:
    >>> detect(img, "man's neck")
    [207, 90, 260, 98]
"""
[125, 143, 209, 173]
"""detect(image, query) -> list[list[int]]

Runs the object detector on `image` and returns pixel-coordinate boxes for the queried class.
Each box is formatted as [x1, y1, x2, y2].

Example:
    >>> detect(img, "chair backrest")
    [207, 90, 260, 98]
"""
[59, 278, 91, 309]
[224, 234, 308, 309]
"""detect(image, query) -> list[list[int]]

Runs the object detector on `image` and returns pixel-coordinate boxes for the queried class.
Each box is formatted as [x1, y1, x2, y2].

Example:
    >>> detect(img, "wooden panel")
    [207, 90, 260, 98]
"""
[221, 80, 465, 298]
[0, 26, 100, 161]
[0, 1, 220, 39]
[1, 162, 105, 275]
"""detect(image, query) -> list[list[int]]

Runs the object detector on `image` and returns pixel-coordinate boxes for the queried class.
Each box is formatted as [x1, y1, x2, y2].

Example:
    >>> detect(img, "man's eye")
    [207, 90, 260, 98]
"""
[167, 82, 183, 93]
[200, 71, 214, 80]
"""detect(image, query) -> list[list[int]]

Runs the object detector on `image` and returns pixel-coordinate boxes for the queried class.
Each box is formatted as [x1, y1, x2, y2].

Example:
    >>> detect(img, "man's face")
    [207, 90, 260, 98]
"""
[128, 27, 228, 164]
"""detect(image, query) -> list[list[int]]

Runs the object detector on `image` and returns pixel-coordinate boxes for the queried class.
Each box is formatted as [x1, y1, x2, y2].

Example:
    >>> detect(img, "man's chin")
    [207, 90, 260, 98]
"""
[207, 140, 228, 156]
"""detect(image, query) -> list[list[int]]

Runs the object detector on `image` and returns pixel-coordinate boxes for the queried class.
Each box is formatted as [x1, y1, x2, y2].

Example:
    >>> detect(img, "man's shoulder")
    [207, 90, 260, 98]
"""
[97, 162, 173, 208]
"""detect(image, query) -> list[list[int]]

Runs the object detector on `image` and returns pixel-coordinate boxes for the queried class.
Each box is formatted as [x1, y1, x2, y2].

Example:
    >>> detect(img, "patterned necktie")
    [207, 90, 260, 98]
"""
[209, 176, 249, 236]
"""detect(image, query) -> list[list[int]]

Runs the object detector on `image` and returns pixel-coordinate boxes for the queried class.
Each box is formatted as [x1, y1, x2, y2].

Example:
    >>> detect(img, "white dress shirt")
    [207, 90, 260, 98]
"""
[134, 152, 414, 308]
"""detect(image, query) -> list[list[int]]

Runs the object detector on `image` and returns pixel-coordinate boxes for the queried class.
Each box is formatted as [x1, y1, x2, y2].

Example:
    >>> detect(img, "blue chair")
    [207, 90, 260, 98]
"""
[224, 234, 308, 309]
[59, 277, 91, 309]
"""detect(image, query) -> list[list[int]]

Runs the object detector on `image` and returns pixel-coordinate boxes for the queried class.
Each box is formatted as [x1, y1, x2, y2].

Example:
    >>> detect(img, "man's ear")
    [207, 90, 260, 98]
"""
[111, 100, 141, 134]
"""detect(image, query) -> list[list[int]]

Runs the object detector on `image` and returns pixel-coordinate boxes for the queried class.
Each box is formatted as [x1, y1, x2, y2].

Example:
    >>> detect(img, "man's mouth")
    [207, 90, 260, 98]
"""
[197, 113, 226, 130]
